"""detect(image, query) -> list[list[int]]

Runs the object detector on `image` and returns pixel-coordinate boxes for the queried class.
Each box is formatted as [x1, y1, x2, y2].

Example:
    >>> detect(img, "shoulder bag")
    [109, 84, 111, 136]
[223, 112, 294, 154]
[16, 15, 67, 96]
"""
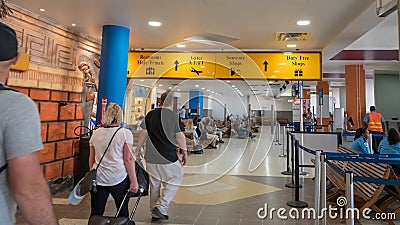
[129, 159, 149, 197]
[121, 130, 149, 197]
[79, 127, 122, 195]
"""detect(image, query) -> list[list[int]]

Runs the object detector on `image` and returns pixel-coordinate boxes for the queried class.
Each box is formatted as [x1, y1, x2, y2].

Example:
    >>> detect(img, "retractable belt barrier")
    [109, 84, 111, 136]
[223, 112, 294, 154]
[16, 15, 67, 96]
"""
[284, 138, 400, 225]
[324, 152, 400, 186]
[343, 133, 387, 137]
[286, 132, 321, 209]
[281, 128, 294, 175]
[325, 152, 400, 165]
[298, 144, 317, 156]
[313, 151, 400, 225]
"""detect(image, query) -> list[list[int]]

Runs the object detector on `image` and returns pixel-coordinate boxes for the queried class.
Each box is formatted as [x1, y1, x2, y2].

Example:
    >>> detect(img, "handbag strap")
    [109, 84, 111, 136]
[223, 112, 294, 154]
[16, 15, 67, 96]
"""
[0, 83, 16, 92]
[95, 127, 122, 170]
[0, 164, 7, 174]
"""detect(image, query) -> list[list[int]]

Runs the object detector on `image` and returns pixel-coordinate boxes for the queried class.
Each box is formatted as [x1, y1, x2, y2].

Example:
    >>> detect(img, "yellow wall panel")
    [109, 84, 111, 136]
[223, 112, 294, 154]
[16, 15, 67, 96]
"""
[11, 53, 30, 71]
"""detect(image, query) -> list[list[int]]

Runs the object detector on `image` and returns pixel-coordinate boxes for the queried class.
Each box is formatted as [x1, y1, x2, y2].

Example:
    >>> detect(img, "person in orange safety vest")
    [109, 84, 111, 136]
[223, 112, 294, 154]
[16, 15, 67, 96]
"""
[363, 106, 385, 153]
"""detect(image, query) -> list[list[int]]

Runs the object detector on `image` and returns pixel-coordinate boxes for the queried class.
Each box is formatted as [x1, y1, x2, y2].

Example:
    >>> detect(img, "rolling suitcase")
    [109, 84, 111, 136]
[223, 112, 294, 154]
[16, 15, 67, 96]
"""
[88, 188, 144, 225]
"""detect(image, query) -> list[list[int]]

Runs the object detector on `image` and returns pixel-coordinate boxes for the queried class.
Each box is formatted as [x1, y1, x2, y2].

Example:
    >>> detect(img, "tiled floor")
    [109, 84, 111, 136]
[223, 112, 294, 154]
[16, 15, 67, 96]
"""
[16, 126, 399, 225]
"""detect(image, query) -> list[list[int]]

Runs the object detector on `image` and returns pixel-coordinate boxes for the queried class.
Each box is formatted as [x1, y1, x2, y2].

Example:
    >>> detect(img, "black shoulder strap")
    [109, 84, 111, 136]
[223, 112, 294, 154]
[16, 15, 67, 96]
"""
[95, 127, 122, 170]
[0, 164, 7, 174]
[0, 83, 16, 92]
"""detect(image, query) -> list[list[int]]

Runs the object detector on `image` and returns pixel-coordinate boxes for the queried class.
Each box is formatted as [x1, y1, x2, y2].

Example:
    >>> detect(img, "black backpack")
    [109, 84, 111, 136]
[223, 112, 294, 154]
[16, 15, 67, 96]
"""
[0, 83, 17, 174]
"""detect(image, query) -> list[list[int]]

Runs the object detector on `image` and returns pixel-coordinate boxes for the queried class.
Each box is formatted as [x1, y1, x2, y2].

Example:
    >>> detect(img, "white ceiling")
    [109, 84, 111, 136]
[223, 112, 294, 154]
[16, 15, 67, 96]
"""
[7, 0, 400, 96]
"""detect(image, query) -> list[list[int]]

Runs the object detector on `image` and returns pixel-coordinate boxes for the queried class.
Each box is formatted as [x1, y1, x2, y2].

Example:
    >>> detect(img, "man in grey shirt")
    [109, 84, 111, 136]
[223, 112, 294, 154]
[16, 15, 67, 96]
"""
[0, 22, 58, 225]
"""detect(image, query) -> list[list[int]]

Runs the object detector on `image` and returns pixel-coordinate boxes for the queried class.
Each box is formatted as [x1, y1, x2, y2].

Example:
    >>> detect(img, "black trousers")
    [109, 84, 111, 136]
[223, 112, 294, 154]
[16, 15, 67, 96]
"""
[90, 176, 130, 217]
[369, 131, 384, 154]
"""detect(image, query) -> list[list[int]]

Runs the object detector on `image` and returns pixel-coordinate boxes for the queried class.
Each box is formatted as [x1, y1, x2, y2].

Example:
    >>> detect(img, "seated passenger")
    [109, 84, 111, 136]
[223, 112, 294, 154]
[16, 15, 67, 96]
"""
[183, 118, 201, 147]
[231, 119, 256, 139]
[379, 128, 400, 174]
[204, 117, 224, 143]
[198, 118, 218, 149]
[351, 127, 371, 154]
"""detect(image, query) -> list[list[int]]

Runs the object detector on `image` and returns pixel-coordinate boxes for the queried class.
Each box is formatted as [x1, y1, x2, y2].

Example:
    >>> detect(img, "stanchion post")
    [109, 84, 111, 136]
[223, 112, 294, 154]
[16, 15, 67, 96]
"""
[300, 133, 309, 175]
[285, 134, 296, 187]
[294, 140, 301, 201]
[277, 122, 282, 145]
[369, 133, 373, 154]
[287, 140, 308, 208]
[321, 153, 327, 225]
[345, 171, 355, 225]
[274, 122, 279, 142]
[279, 126, 287, 157]
[320, 106, 323, 128]
[314, 150, 322, 225]
[281, 130, 292, 175]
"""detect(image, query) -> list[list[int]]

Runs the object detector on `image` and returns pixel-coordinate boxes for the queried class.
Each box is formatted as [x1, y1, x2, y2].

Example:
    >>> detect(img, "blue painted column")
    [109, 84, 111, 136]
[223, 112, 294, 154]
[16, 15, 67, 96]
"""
[96, 25, 130, 124]
[189, 91, 203, 118]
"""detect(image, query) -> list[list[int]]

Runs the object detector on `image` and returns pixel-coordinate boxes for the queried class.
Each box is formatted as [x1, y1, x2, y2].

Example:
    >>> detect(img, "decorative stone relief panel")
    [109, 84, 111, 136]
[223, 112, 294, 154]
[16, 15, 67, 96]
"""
[3, 4, 100, 72]
[2, 4, 101, 92]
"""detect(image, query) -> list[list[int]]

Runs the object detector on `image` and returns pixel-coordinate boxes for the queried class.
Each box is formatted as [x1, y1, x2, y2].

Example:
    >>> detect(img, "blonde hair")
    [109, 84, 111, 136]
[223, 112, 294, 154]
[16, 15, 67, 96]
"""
[104, 103, 123, 125]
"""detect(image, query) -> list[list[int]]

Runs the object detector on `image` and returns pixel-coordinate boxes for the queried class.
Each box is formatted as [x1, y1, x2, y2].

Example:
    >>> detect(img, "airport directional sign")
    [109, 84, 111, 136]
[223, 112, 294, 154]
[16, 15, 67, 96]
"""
[128, 52, 321, 80]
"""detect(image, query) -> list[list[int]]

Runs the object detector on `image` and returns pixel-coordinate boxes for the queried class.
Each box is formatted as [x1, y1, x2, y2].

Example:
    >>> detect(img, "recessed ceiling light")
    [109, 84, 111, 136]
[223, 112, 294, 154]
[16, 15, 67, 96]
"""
[212, 91, 215, 93]
[158, 84, 163, 87]
[139, 79, 144, 82]
[169, 87, 172, 89]
[297, 20, 310, 26]
[195, 84, 199, 87]
[207, 89, 210, 92]
[177, 89, 181, 91]
[226, 80, 231, 83]
[39, 8, 45, 12]
[71, 23, 76, 27]
[148, 21, 162, 27]
[201, 88, 205, 90]
[232, 85, 235, 88]
[176, 44, 185, 48]
[284, 52, 292, 55]
[287, 44, 296, 48]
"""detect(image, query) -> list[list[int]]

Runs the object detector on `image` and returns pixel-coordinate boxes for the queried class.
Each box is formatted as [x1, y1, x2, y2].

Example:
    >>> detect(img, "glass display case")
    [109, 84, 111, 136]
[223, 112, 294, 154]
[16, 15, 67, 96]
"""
[125, 84, 151, 126]
[130, 97, 148, 123]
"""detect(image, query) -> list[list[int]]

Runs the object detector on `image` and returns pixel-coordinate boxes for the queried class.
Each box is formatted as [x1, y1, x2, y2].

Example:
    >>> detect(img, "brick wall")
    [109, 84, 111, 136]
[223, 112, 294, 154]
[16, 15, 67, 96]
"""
[10, 86, 83, 180]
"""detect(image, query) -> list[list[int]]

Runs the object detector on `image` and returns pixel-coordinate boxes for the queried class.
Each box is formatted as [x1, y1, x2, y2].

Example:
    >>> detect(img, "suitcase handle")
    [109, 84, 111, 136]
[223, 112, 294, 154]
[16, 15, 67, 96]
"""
[130, 188, 144, 220]
[115, 188, 144, 219]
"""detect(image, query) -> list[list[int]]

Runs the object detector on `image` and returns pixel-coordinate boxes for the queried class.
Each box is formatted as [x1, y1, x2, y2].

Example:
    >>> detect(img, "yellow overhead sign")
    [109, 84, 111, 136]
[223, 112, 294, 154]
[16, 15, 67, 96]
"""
[128, 52, 321, 80]
[128, 52, 215, 79]
[247, 52, 321, 80]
